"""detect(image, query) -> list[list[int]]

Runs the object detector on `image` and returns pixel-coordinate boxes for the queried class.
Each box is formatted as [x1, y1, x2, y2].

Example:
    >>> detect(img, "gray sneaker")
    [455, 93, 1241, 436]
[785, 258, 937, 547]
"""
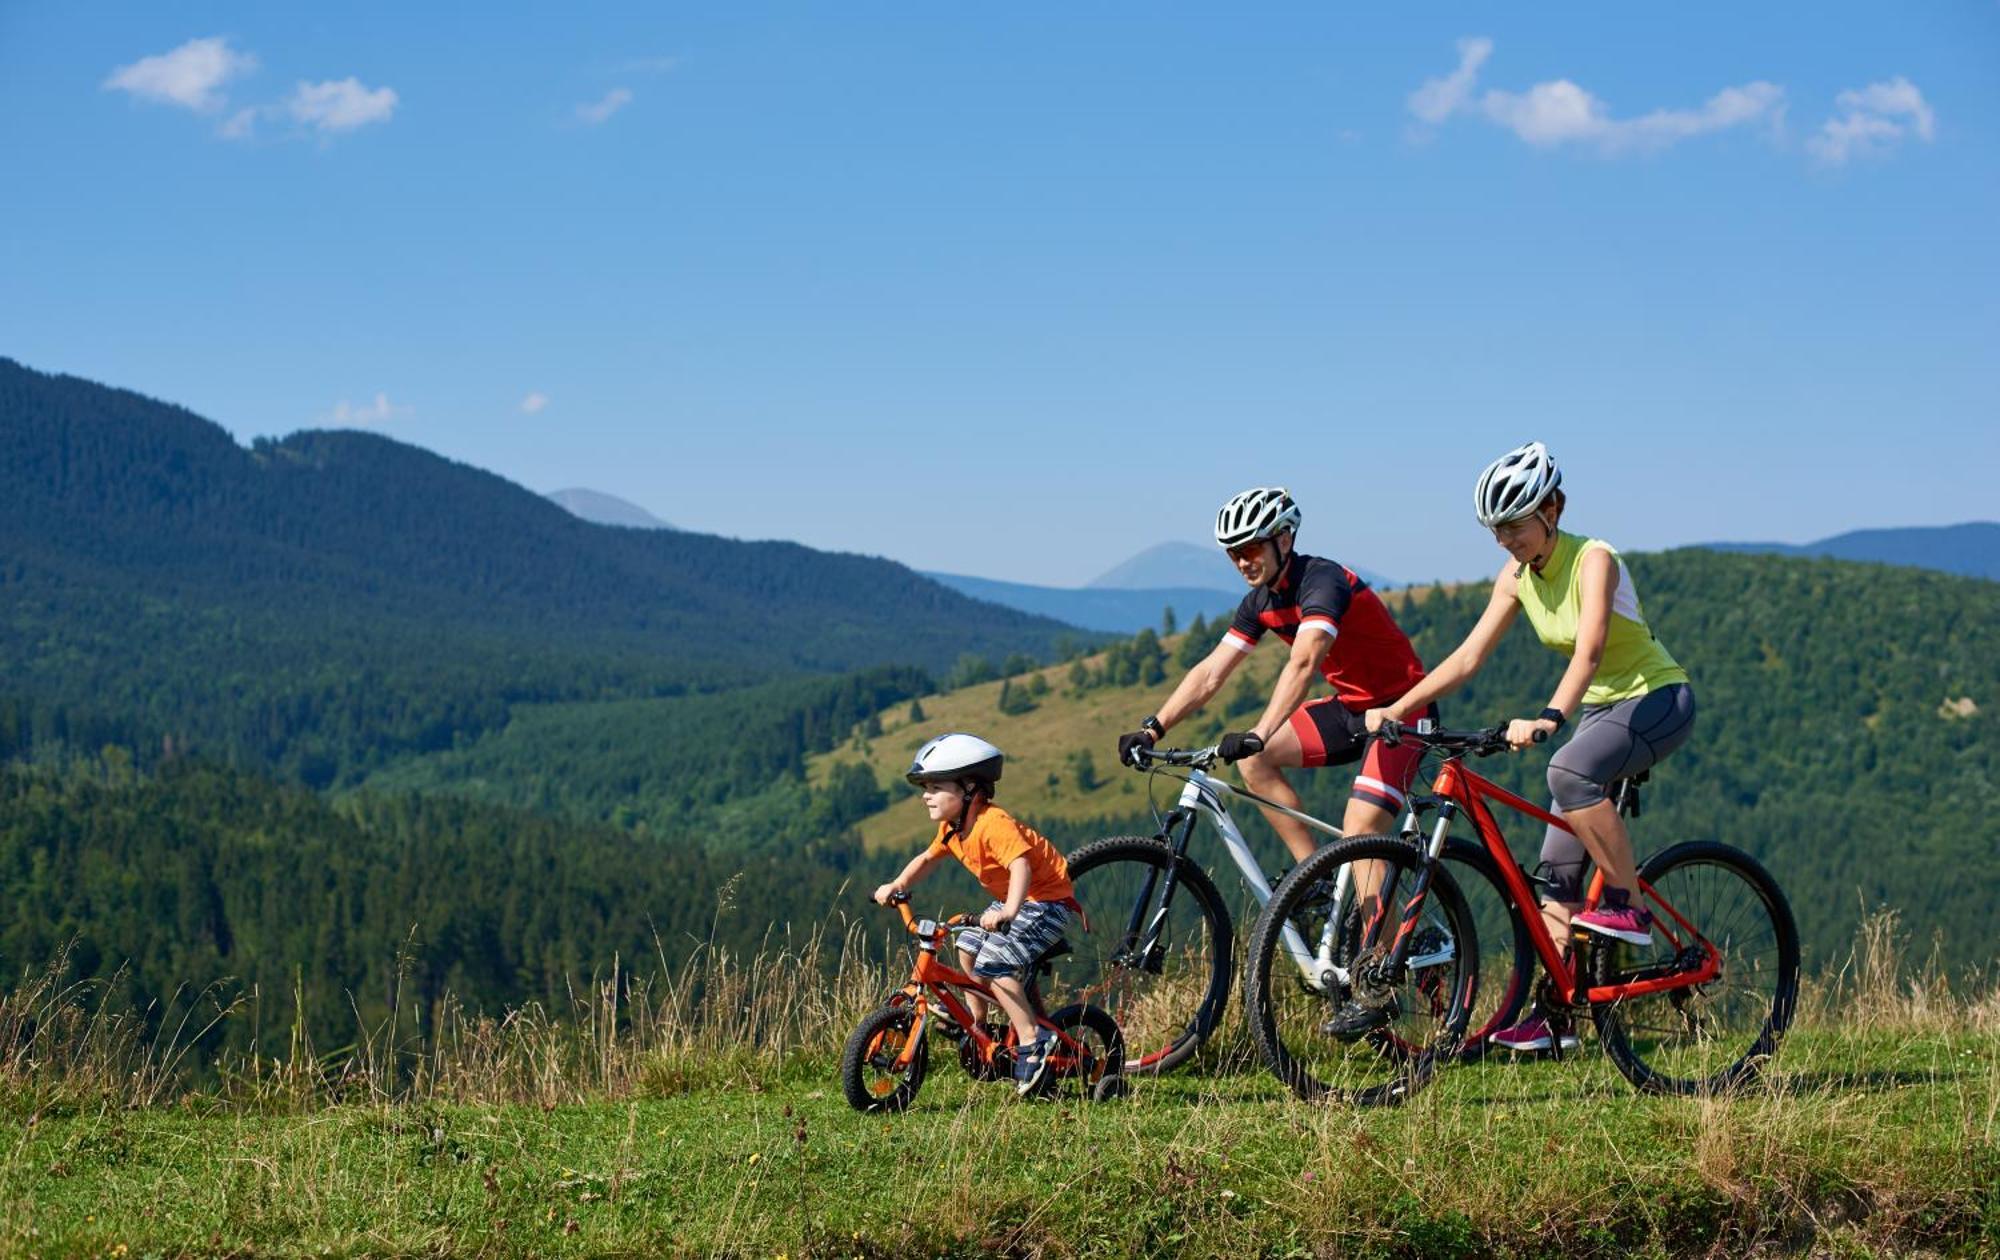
[1013, 1035, 1054, 1096]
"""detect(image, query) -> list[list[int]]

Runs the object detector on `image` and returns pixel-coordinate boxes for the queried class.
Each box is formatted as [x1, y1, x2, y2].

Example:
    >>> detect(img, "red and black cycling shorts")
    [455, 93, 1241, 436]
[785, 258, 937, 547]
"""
[1287, 697, 1439, 816]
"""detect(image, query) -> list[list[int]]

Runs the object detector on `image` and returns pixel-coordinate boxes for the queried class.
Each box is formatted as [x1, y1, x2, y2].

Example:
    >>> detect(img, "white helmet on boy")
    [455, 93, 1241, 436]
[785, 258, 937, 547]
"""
[1214, 486, 1301, 549]
[906, 733, 1004, 791]
[1473, 441, 1562, 528]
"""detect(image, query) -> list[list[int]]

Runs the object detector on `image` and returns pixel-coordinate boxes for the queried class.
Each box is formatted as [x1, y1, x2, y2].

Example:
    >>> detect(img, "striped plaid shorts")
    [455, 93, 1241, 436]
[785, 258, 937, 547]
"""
[956, 899, 1075, 979]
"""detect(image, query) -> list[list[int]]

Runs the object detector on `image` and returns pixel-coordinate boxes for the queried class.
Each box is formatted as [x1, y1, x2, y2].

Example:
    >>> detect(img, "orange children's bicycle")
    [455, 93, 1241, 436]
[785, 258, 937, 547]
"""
[1242, 719, 1799, 1104]
[841, 892, 1128, 1113]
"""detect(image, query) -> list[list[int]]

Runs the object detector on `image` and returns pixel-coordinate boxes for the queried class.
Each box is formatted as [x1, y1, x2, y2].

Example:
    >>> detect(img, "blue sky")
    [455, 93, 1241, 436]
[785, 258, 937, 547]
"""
[4, 3, 1996, 585]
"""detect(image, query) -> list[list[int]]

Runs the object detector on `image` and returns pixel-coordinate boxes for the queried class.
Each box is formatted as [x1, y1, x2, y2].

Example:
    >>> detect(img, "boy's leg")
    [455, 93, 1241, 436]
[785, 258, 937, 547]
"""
[985, 975, 1041, 1045]
[957, 947, 991, 1024]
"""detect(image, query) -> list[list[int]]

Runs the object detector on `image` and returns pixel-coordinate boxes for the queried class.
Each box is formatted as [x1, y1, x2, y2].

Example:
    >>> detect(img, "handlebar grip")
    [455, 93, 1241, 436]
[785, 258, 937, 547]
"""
[1376, 718, 1404, 747]
[888, 890, 911, 905]
[1531, 728, 1548, 744]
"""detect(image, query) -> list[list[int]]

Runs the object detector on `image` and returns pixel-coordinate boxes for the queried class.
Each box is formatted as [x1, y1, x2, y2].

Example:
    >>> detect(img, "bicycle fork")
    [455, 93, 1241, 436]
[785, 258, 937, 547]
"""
[1371, 802, 1458, 980]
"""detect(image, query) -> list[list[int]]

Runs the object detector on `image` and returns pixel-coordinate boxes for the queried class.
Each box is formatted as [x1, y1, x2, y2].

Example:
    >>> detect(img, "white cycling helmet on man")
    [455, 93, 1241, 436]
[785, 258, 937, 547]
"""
[1473, 441, 1562, 528]
[1214, 486, 1302, 550]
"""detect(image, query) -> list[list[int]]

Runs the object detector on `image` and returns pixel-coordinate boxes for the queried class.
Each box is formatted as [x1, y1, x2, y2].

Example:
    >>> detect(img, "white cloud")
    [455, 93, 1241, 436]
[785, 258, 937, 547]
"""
[520, 392, 550, 415]
[1410, 39, 1784, 155]
[1408, 36, 1492, 125]
[1809, 77, 1935, 165]
[322, 393, 408, 428]
[288, 78, 398, 133]
[104, 36, 257, 114]
[576, 88, 633, 125]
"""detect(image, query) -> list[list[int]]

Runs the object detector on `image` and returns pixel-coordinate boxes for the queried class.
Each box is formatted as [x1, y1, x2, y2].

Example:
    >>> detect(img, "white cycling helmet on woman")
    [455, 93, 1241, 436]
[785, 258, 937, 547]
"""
[1473, 441, 1562, 528]
[906, 732, 1004, 795]
[1214, 486, 1302, 549]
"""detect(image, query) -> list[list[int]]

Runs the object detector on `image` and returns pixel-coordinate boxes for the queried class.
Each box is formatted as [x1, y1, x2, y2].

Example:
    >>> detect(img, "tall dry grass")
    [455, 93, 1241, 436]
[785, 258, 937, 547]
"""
[3, 909, 1992, 1117]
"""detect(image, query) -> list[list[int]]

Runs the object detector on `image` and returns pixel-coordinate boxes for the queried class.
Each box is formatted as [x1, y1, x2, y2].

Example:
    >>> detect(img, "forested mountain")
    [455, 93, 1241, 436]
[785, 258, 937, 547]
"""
[0, 357, 1080, 783]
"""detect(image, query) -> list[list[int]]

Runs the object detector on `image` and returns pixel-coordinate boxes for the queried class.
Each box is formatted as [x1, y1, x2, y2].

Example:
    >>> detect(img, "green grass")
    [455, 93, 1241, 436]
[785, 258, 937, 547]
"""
[6, 1028, 1994, 1258]
[6, 919, 1996, 1260]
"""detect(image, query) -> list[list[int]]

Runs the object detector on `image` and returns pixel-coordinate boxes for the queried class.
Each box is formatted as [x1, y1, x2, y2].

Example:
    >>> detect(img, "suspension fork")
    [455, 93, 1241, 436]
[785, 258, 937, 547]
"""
[1117, 807, 1198, 969]
[1376, 802, 1458, 976]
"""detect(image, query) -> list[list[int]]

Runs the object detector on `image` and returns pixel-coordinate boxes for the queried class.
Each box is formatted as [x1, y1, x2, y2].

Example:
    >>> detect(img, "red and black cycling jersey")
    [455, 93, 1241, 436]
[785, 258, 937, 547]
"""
[1222, 552, 1427, 710]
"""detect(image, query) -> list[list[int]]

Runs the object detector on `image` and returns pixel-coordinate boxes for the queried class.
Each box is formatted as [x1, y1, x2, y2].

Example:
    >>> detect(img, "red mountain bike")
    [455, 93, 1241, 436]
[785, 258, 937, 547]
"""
[1242, 719, 1799, 1104]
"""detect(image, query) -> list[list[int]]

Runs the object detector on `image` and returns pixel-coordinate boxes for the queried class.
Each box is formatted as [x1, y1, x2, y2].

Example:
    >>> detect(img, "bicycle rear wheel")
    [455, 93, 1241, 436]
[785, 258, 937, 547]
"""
[1244, 835, 1478, 1106]
[1049, 836, 1232, 1075]
[1589, 840, 1799, 1095]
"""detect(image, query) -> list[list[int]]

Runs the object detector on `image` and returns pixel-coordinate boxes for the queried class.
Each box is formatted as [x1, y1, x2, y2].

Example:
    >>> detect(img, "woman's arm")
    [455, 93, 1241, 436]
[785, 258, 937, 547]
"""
[1367, 561, 1522, 729]
[1504, 545, 1614, 748]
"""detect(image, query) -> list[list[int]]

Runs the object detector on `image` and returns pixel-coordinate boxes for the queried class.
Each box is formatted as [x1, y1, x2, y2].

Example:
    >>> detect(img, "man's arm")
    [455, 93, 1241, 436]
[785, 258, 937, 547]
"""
[1246, 625, 1333, 743]
[1153, 639, 1247, 731]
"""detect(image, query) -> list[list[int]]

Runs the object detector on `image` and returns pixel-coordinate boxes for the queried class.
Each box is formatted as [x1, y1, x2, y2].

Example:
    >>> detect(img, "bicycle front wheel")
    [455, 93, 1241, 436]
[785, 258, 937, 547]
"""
[1049, 836, 1232, 1075]
[1589, 840, 1800, 1096]
[1244, 835, 1478, 1106]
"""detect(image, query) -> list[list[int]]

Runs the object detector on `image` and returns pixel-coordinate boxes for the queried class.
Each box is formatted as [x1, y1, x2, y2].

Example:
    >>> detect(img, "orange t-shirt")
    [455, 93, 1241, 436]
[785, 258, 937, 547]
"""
[925, 803, 1074, 904]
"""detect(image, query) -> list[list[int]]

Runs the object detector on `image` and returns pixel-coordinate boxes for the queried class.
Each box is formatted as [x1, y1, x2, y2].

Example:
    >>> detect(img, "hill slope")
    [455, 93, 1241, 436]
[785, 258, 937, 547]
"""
[0, 357, 1079, 781]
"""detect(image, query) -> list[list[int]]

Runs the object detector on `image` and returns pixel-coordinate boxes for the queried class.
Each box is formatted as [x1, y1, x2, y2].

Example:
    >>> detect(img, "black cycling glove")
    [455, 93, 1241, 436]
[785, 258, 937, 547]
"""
[1116, 729, 1157, 767]
[1217, 731, 1265, 762]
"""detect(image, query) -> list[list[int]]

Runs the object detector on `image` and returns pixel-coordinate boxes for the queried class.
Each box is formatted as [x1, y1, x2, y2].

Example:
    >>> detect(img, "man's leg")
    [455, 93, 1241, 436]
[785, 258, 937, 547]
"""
[1236, 722, 1320, 863]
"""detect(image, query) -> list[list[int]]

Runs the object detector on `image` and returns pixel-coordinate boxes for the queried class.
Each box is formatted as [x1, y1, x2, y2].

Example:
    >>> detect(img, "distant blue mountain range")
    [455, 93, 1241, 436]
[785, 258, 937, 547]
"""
[923, 572, 1241, 635]
[1698, 522, 1997, 582]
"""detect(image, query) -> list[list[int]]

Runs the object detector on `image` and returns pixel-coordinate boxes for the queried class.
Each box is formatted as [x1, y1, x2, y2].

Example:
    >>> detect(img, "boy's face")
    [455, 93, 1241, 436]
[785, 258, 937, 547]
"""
[918, 781, 966, 823]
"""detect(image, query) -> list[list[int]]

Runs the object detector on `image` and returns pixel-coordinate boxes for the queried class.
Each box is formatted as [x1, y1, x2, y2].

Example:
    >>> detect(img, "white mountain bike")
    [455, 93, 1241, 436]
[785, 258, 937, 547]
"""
[1047, 743, 1533, 1084]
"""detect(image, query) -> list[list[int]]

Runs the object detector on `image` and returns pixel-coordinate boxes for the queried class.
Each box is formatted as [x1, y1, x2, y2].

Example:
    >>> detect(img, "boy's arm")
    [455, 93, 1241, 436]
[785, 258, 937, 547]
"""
[979, 856, 1033, 931]
[874, 849, 943, 905]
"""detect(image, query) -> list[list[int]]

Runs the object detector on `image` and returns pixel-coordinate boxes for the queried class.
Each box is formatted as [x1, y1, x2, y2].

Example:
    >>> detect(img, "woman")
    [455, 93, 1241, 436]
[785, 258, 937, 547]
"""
[1365, 441, 1695, 1052]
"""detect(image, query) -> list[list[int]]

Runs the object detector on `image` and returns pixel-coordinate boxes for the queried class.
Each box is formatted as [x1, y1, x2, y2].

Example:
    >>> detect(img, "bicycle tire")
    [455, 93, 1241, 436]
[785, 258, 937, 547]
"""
[840, 1004, 929, 1113]
[1038, 1002, 1126, 1100]
[1244, 835, 1478, 1106]
[1438, 837, 1535, 1061]
[1589, 840, 1800, 1096]
[1051, 836, 1232, 1075]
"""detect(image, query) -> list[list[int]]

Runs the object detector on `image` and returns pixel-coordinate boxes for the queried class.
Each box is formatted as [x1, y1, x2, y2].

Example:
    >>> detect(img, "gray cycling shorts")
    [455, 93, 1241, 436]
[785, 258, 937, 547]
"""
[957, 899, 1075, 980]
[1540, 683, 1696, 901]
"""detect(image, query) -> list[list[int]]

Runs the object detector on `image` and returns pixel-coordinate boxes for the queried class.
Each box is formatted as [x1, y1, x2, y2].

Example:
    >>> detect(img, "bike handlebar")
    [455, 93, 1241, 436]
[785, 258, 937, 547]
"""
[1126, 744, 1221, 771]
[1375, 719, 1524, 757]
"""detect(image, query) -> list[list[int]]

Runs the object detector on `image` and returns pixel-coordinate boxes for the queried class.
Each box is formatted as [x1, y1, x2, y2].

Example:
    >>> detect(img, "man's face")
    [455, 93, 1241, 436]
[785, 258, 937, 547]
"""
[1227, 536, 1283, 587]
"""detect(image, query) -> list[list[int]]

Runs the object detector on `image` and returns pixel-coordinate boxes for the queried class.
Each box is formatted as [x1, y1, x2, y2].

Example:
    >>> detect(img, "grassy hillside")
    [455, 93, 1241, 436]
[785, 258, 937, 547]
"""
[810, 551, 1999, 974]
[6, 917, 1994, 1258]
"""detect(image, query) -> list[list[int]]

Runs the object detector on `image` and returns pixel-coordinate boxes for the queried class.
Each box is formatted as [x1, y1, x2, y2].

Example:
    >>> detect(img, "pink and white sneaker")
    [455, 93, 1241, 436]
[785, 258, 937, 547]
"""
[1490, 1013, 1579, 1054]
[1574, 902, 1655, 946]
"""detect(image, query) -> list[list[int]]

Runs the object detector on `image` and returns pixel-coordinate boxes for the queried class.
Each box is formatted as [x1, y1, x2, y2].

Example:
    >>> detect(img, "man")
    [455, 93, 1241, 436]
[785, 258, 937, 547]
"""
[1114, 486, 1439, 1036]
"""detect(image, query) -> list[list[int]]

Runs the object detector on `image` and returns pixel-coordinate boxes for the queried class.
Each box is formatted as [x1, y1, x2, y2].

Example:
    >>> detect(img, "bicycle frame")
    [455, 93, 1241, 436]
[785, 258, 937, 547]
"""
[1144, 767, 1458, 992]
[883, 902, 1093, 1074]
[1428, 756, 1721, 1005]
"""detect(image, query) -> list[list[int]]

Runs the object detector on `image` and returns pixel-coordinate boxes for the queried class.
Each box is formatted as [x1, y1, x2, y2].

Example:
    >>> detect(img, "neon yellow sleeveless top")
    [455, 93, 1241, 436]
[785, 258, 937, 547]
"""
[1516, 532, 1687, 706]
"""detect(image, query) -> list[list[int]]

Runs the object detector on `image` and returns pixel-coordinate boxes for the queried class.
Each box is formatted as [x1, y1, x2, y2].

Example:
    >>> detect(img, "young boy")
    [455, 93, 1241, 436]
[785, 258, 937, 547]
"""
[872, 732, 1079, 1096]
